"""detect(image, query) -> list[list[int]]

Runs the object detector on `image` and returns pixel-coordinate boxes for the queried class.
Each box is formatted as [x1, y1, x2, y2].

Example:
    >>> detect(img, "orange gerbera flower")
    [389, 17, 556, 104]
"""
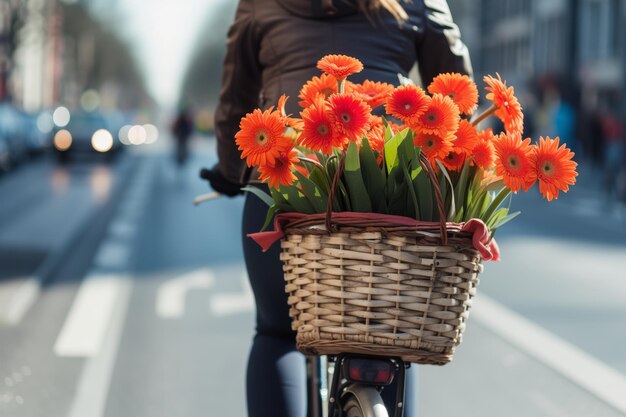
[484, 74, 524, 135]
[471, 134, 496, 170]
[317, 54, 363, 80]
[328, 93, 371, 143]
[366, 116, 386, 153]
[442, 150, 466, 172]
[385, 85, 429, 123]
[258, 146, 298, 189]
[532, 136, 578, 201]
[414, 131, 454, 162]
[300, 99, 342, 154]
[298, 73, 338, 108]
[428, 73, 478, 115]
[235, 109, 292, 167]
[453, 119, 479, 155]
[494, 133, 536, 192]
[412, 93, 460, 138]
[346, 80, 394, 109]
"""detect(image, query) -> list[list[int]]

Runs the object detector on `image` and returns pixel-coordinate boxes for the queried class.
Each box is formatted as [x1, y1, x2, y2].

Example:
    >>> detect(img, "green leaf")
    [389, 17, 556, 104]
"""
[280, 185, 316, 214]
[454, 160, 472, 218]
[413, 167, 433, 221]
[436, 160, 456, 220]
[400, 152, 419, 219]
[260, 205, 278, 232]
[384, 128, 411, 174]
[481, 188, 512, 223]
[343, 142, 372, 212]
[242, 186, 274, 207]
[294, 171, 328, 213]
[359, 138, 387, 213]
[270, 187, 294, 212]
[491, 210, 521, 230]
[309, 166, 331, 196]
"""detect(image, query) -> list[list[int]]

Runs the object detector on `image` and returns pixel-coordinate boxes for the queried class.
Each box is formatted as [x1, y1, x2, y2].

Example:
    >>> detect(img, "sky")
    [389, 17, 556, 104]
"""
[98, 0, 227, 107]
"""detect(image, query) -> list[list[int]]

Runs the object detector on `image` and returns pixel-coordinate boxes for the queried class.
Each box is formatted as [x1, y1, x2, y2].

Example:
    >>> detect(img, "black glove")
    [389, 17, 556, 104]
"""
[199, 166, 244, 197]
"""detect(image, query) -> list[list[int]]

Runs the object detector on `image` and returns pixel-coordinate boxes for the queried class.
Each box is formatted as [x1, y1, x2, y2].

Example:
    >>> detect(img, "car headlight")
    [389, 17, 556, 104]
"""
[91, 129, 113, 152]
[54, 129, 73, 151]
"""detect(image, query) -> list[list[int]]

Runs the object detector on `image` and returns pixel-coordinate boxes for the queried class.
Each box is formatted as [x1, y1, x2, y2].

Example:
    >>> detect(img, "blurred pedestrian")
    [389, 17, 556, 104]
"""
[600, 110, 625, 200]
[171, 106, 194, 165]
[201, 1, 472, 416]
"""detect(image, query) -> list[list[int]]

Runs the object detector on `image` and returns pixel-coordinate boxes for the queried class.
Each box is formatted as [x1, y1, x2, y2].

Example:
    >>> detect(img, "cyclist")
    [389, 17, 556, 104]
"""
[201, 1, 472, 416]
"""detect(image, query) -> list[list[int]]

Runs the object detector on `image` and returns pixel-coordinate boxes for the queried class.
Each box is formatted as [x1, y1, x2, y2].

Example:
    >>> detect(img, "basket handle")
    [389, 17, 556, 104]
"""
[324, 149, 448, 245]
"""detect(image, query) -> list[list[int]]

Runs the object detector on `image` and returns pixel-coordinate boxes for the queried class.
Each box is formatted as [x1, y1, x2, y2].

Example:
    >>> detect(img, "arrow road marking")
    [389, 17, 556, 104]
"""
[156, 268, 215, 319]
[209, 270, 254, 316]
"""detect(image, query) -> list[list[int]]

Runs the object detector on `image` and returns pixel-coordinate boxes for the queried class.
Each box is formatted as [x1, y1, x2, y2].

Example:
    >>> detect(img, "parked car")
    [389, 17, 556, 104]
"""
[0, 103, 29, 166]
[0, 134, 11, 172]
[19, 111, 51, 156]
[52, 111, 121, 162]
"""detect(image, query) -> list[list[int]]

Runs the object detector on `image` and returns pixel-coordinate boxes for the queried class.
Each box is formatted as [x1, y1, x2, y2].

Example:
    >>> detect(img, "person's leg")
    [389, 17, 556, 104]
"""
[242, 188, 306, 417]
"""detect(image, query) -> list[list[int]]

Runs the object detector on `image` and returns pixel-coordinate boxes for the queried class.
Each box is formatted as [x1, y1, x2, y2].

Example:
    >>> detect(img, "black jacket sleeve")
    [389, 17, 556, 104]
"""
[416, 0, 473, 85]
[214, 0, 262, 184]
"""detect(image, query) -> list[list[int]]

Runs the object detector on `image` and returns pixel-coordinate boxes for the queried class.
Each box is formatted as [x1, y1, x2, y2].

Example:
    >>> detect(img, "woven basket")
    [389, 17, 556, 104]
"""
[279, 154, 484, 365]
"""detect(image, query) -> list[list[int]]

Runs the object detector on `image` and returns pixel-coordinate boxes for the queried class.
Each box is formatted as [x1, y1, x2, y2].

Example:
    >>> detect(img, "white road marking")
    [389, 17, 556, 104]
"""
[65, 274, 132, 417]
[473, 294, 626, 413]
[0, 277, 40, 325]
[54, 273, 130, 357]
[156, 268, 215, 318]
[209, 271, 254, 316]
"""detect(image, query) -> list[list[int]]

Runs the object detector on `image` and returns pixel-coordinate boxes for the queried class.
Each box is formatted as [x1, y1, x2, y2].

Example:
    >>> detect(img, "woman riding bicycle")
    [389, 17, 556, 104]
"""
[202, 1, 472, 416]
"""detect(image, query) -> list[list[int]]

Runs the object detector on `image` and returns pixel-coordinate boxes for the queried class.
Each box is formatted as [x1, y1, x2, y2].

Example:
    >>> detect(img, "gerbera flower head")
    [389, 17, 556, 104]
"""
[471, 134, 496, 170]
[385, 85, 429, 123]
[235, 109, 292, 167]
[257, 146, 298, 189]
[414, 131, 454, 162]
[299, 98, 342, 154]
[412, 93, 460, 138]
[442, 150, 466, 172]
[317, 54, 363, 80]
[346, 80, 394, 109]
[532, 136, 578, 201]
[366, 115, 385, 153]
[428, 73, 478, 115]
[453, 119, 480, 155]
[494, 133, 536, 192]
[298, 73, 338, 108]
[328, 93, 371, 143]
[484, 74, 524, 135]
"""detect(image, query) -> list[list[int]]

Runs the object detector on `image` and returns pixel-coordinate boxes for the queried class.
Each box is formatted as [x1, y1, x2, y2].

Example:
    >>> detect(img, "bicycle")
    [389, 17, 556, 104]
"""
[196, 170, 410, 417]
[306, 354, 408, 417]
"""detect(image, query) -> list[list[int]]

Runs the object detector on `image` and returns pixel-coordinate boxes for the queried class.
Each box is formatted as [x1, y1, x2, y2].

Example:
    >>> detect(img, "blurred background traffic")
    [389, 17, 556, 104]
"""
[1, 1, 626, 417]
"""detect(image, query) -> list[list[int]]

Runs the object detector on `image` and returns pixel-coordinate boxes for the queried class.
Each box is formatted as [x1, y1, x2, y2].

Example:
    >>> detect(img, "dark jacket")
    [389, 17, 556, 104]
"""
[215, 0, 472, 184]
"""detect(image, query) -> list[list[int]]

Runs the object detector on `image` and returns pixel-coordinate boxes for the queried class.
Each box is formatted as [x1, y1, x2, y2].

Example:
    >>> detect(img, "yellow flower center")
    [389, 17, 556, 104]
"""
[542, 161, 554, 177]
[256, 131, 269, 145]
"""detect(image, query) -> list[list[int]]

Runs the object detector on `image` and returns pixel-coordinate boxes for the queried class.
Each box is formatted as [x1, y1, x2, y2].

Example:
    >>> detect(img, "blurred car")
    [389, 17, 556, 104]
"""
[0, 103, 29, 167]
[52, 111, 121, 162]
[0, 134, 11, 172]
[19, 111, 51, 156]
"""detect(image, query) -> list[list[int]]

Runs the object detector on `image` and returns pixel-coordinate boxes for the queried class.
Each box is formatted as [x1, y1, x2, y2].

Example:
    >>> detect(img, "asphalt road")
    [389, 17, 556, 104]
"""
[0, 139, 625, 417]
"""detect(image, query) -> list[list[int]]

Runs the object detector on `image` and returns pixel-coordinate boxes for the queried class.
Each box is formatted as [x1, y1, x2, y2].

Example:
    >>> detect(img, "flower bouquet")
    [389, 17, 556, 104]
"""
[239, 55, 577, 365]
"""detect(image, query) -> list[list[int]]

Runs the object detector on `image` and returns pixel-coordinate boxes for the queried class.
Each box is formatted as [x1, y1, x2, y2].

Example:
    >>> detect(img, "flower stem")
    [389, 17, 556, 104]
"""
[471, 104, 497, 127]
[338, 79, 345, 94]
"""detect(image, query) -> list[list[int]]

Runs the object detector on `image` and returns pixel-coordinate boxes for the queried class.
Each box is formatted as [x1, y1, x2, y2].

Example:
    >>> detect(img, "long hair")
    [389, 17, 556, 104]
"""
[354, 0, 409, 23]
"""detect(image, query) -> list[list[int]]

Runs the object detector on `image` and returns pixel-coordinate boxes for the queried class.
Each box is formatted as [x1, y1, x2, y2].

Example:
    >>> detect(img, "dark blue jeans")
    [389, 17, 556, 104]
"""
[242, 188, 417, 417]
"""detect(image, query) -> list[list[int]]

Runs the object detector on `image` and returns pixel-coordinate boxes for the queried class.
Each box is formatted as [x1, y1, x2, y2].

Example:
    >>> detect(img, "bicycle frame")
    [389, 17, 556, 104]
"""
[307, 354, 408, 417]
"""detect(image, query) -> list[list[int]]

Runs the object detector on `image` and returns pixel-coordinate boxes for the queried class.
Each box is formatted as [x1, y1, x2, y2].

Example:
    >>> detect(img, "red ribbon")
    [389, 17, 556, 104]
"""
[248, 212, 500, 261]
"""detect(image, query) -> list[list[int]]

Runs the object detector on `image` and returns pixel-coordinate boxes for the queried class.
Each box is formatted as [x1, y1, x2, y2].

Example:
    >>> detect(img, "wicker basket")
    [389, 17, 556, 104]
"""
[278, 154, 484, 365]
